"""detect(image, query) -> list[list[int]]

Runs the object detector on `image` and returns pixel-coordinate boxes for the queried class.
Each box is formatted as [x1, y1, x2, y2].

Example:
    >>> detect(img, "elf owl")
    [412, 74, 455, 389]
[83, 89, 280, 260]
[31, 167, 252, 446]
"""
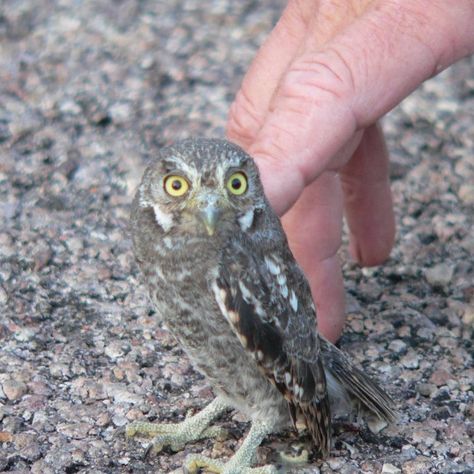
[127, 138, 396, 473]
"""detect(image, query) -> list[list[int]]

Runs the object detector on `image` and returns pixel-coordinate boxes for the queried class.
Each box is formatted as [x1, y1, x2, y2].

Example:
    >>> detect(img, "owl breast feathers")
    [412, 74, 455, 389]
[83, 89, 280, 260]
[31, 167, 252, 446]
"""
[130, 138, 396, 458]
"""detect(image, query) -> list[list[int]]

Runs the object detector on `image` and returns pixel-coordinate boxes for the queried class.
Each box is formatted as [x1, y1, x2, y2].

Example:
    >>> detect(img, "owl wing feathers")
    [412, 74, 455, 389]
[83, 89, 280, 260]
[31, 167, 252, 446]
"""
[319, 337, 398, 422]
[213, 240, 331, 455]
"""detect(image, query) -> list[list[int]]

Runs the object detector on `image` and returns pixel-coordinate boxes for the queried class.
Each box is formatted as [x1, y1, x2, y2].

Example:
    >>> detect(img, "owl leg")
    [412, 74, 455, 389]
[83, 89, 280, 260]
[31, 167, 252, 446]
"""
[184, 420, 277, 474]
[126, 397, 229, 454]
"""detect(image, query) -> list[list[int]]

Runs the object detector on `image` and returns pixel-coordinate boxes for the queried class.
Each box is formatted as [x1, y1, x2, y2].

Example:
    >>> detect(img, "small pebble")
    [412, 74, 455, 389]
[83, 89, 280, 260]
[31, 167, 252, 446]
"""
[417, 383, 436, 397]
[430, 369, 453, 387]
[367, 417, 388, 434]
[457, 183, 474, 205]
[388, 339, 407, 353]
[401, 351, 420, 370]
[2, 380, 27, 401]
[424, 263, 455, 288]
[381, 463, 401, 474]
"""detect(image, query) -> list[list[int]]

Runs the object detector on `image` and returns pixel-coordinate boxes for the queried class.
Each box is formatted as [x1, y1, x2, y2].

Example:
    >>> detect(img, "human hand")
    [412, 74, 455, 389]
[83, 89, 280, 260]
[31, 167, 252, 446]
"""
[227, 0, 474, 342]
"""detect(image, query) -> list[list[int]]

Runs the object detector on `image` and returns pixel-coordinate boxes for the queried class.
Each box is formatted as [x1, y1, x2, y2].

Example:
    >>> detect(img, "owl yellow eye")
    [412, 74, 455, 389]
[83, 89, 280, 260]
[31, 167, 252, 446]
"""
[163, 175, 189, 197]
[227, 172, 248, 196]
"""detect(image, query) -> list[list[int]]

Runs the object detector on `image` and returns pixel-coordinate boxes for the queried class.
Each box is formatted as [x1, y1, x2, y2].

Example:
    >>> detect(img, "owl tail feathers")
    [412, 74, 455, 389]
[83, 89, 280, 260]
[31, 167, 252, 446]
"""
[319, 337, 398, 424]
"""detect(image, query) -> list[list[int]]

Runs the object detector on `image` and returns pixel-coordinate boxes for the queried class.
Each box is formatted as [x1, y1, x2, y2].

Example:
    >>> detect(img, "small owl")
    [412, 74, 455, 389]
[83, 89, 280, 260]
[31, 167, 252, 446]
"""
[128, 138, 396, 473]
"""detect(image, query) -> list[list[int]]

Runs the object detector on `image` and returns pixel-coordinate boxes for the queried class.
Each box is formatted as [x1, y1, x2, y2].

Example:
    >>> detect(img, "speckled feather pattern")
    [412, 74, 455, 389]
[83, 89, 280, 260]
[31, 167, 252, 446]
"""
[130, 138, 396, 456]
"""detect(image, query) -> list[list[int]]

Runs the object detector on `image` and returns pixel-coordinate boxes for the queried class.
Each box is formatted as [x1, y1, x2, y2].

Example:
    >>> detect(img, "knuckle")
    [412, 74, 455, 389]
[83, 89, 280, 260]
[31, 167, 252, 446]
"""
[279, 49, 356, 105]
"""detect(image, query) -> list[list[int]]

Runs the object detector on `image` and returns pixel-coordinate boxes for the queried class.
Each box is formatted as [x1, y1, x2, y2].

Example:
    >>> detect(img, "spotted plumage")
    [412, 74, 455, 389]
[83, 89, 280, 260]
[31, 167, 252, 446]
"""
[129, 138, 396, 473]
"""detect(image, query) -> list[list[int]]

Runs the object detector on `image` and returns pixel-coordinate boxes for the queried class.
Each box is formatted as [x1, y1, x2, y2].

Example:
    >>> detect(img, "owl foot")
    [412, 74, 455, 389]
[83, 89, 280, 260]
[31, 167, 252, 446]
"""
[183, 420, 277, 474]
[184, 454, 278, 474]
[125, 398, 229, 455]
[278, 442, 309, 465]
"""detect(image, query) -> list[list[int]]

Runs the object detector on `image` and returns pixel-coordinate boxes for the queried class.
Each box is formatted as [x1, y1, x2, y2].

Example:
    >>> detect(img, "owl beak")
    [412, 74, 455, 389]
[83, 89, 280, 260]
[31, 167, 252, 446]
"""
[199, 206, 220, 236]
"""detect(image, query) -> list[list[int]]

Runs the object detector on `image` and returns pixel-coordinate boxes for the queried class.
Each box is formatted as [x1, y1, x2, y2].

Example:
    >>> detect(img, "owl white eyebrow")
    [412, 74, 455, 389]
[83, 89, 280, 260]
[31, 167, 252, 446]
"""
[168, 158, 198, 181]
[152, 204, 174, 232]
[238, 209, 255, 231]
[215, 163, 227, 188]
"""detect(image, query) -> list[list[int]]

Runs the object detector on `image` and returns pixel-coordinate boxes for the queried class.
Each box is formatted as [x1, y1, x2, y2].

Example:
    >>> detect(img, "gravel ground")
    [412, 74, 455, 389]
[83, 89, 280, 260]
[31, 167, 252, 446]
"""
[0, 1, 473, 473]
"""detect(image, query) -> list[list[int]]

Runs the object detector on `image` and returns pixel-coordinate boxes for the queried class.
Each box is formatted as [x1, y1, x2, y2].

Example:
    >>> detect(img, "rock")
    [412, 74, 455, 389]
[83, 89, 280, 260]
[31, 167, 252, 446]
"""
[401, 444, 416, 459]
[0, 431, 13, 443]
[424, 263, 455, 288]
[96, 412, 111, 427]
[14, 328, 35, 342]
[105, 383, 142, 404]
[56, 422, 92, 439]
[111, 414, 129, 427]
[326, 457, 345, 470]
[460, 235, 474, 254]
[402, 456, 432, 474]
[14, 432, 41, 461]
[430, 368, 453, 387]
[2, 380, 27, 401]
[381, 463, 401, 474]
[388, 339, 407, 354]
[8, 110, 43, 141]
[416, 383, 436, 397]
[462, 306, 474, 326]
[31, 459, 55, 474]
[457, 183, 474, 205]
[367, 417, 388, 434]
[58, 99, 82, 115]
[104, 340, 127, 359]
[32, 243, 53, 271]
[0, 287, 8, 305]
[437, 460, 471, 474]
[411, 427, 437, 447]
[109, 102, 133, 124]
[401, 351, 420, 370]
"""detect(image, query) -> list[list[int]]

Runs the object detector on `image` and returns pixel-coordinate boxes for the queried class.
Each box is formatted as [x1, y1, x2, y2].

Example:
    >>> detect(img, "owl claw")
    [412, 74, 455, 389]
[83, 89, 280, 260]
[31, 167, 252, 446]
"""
[184, 454, 278, 474]
[182, 421, 280, 474]
[278, 444, 309, 465]
[126, 420, 226, 455]
[184, 455, 224, 473]
[125, 399, 230, 456]
[144, 440, 164, 458]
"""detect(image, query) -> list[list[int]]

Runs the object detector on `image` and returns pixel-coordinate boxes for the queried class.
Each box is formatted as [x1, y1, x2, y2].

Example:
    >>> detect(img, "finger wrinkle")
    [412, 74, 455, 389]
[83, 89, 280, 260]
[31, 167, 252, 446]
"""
[282, 54, 350, 103]
[322, 46, 356, 99]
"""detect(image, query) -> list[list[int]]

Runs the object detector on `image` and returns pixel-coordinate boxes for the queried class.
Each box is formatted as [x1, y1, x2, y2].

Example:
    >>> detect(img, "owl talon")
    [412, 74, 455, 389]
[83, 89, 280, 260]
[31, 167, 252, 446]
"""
[184, 454, 224, 473]
[125, 398, 229, 455]
[125, 420, 225, 455]
[278, 444, 309, 465]
[144, 440, 164, 458]
[184, 454, 278, 474]
[182, 421, 279, 473]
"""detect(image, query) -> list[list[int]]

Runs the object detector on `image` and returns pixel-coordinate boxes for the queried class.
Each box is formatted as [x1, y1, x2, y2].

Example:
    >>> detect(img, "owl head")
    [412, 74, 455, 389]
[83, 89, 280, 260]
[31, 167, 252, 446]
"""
[136, 138, 268, 238]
